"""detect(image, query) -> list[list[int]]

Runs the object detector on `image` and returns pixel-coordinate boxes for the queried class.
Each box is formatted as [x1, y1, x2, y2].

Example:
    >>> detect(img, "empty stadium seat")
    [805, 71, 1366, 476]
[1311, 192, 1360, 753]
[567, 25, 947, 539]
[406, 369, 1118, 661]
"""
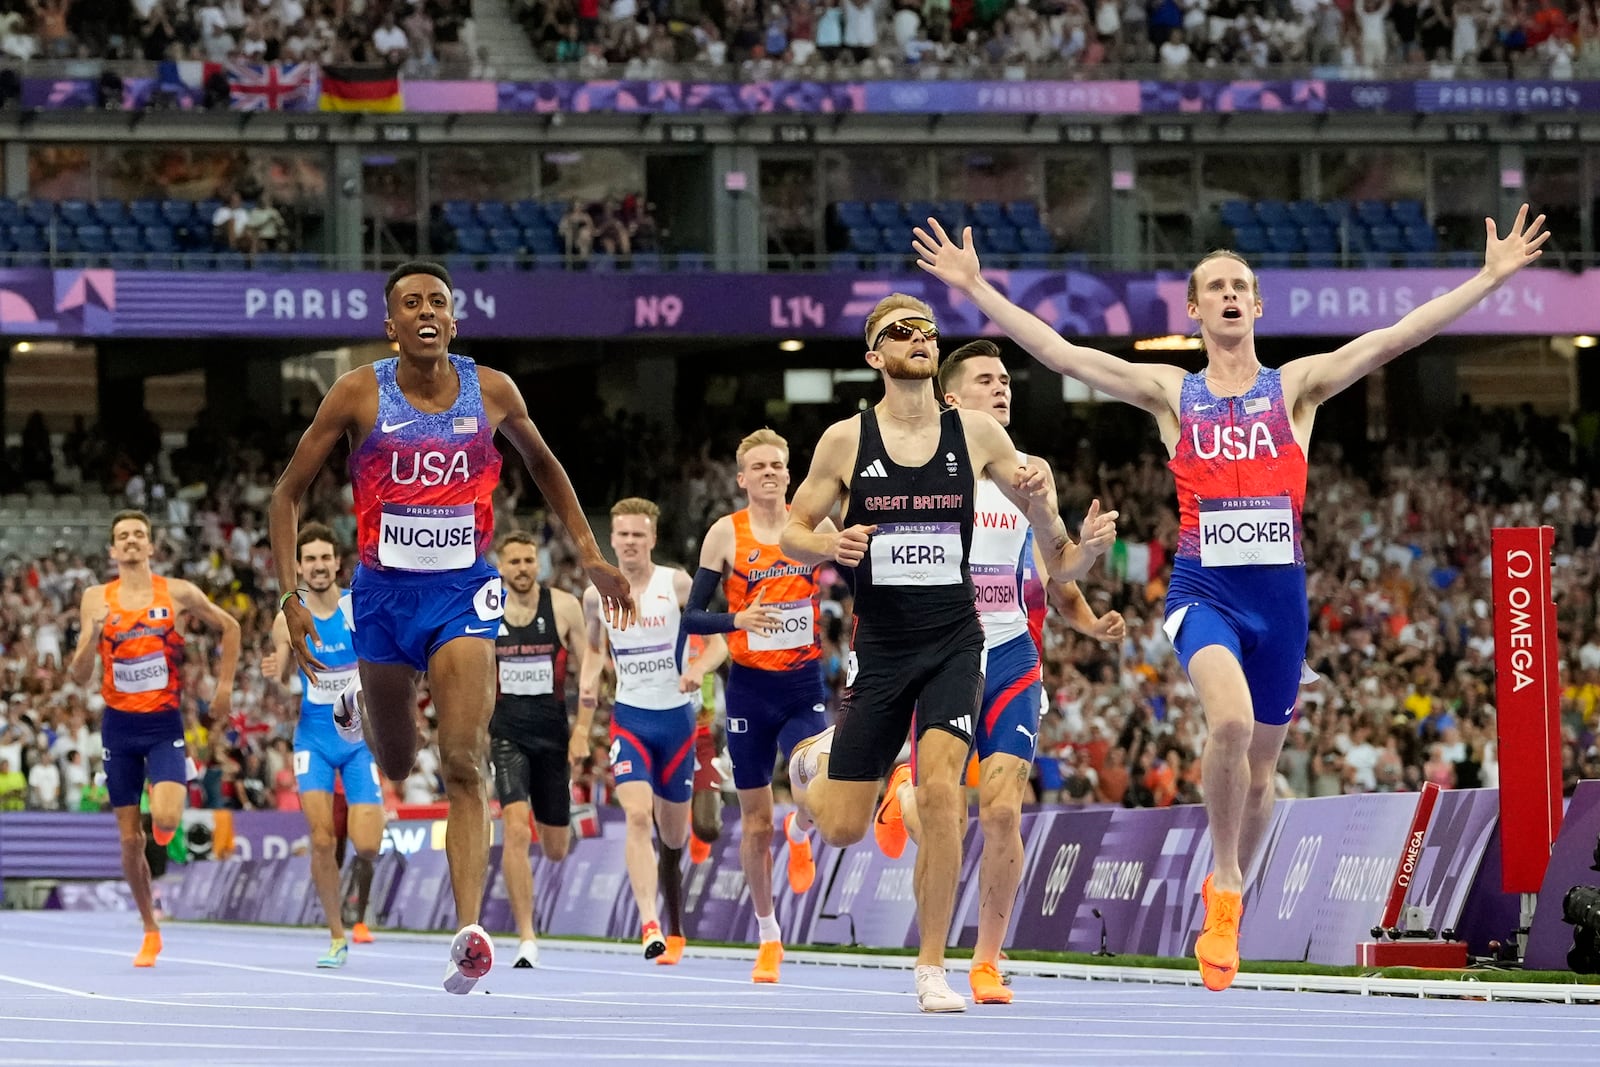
[1287, 200, 1326, 228]
[475, 201, 513, 228]
[1218, 200, 1256, 229]
[453, 227, 490, 256]
[1391, 199, 1428, 227]
[983, 226, 1021, 255]
[487, 228, 523, 255]
[1229, 224, 1268, 255]
[108, 226, 143, 254]
[867, 200, 903, 228]
[160, 199, 194, 226]
[832, 201, 870, 231]
[509, 200, 546, 229]
[1265, 225, 1303, 254]
[846, 227, 881, 255]
[142, 226, 177, 252]
[93, 200, 128, 227]
[1005, 201, 1042, 229]
[1355, 200, 1392, 227]
[1255, 200, 1292, 227]
[128, 200, 162, 227]
[969, 201, 1006, 229]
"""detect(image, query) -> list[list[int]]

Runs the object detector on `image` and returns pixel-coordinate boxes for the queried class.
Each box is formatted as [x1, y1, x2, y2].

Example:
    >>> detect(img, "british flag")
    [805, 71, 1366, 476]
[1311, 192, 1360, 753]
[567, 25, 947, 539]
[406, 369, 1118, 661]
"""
[225, 61, 317, 112]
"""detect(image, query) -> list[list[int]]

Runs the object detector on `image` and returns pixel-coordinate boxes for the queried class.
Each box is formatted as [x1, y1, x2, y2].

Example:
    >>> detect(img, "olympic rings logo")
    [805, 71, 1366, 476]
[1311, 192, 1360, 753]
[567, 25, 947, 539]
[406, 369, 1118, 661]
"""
[1278, 834, 1322, 920]
[416, 555, 438, 566]
[1040, 843, 1081, 917]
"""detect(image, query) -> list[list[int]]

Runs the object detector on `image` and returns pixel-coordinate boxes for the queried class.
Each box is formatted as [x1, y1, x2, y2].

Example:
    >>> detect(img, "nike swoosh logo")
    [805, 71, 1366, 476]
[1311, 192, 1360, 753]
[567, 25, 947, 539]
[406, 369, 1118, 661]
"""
[381, 419, 417, 433]
[464, 625, 493, 635]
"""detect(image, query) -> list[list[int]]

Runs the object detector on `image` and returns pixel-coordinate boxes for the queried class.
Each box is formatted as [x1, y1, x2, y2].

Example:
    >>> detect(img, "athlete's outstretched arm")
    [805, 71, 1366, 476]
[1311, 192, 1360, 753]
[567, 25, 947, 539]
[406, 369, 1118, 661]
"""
[781, 420, 869, 566]
[552, 588, 592, 767]
[1286, 204, 1548, 408]
[171, 579, 242, 723]
[684, 516, 782, 637]
[68, 586, 107, 687]
[914, 220, 1180, 415]
[270, 371, 365, 680]
[1041, 555, 1127, 644]
[577, 586, 611, 711]
[264, 612, 298, 686]
[483, 369, 635, 629]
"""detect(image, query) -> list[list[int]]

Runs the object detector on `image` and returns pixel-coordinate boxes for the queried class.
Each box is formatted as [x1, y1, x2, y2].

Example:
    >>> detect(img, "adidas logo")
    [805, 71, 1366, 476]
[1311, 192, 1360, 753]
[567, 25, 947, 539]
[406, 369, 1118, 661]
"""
[859, 459, 888, 478]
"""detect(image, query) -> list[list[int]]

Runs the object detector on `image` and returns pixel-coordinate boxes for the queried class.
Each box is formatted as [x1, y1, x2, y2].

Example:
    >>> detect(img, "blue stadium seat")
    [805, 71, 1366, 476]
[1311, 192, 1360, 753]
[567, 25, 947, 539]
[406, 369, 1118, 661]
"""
[453, 227, 490, 256]
[160, 200, 194, 227]
[23, 201, 54, 227]
[969, 201, 1005, 229]
[846, 227, 881, 255]
[867, 200, 902, 228]
[1321, 200, 1354, 229]
[879, 226, 915, 256]
[487, 228, 523, 255]
[903, 201, 936, 227]
[142, 226, 177, 253]
[1403, 225, 1438, 253]
[1019, 228, 1055, 255]
[1218, 200, 1256, 229]
[143, 253, 180, 270]
[1366, 224, 1405, 254]
[1229, 224, 1268, 255]
[74, 225, 110, 253]
[1287, 200, 1326, 228]
[0, 200, 23, 227]
[288, 252, 323, 270]
[1302, 226, 1339, 254]
[931, 199, 968, 231]
[541, 202, 569, 229]
[509, 200, 546, 229]
[128, 199, 162, 227]
[195, 199, 224, 225]
[442, 253, 479, 275]
[94, 200, 128, 227]
[1391, 199, 1428, 227]
[1356, 200, 1392, 227]
[1005, 201, 1042, 229]
[440, 200, 476, 227]
[108, 226, 143, 254]
[7, 225, 44, 254]
[1255, 200, 1292, 227]
[524, 228, 561, 256]
[832, 201, 870, 230]
[983, 226, 1021, 256]
[1266, 225, 1303, 254]
[475, 201, 513, 228]
[58, 200, 92, 228]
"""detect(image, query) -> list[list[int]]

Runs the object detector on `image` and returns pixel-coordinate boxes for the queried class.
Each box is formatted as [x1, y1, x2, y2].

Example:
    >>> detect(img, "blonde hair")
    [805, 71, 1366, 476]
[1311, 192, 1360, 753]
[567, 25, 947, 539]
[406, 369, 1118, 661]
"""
[1186, 250, 1261, 307]
[610, 497, 660, 525]
[736, 428, 788, 467]
[863, 293, 936, 349]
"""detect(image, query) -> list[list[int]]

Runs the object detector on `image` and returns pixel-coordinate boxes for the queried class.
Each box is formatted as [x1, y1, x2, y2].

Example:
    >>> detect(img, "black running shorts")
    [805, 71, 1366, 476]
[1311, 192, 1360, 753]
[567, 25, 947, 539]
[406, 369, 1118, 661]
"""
[827, 616, 983, 782]
[490, 734, 571, 828]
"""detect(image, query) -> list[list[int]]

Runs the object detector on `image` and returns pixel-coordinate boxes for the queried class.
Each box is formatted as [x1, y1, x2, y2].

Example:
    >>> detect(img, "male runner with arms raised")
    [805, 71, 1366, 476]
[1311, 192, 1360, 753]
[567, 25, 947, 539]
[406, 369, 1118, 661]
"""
[490, 530, 588, 969]
[780, 295, 1118, 1012]
[269, 261, 633, 994]
[580, 498, 726, 964]
[70, 510, 241, 967]
[683, 428, 831, 983]
[914, 206, 1547, 990]
[263, 523, 383, 968]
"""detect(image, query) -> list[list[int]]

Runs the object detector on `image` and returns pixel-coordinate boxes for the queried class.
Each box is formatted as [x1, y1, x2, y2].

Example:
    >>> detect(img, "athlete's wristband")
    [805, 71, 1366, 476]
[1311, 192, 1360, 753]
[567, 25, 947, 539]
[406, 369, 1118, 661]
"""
[278, 588, 307, 611]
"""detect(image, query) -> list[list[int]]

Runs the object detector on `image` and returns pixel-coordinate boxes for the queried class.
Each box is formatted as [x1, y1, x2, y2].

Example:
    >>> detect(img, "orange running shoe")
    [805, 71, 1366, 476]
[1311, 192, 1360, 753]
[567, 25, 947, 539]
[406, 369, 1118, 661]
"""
[689, 834, 712, 865]
[969, 961, 1012, 1004]
[657, 935, 686, 966]
[1196, 873, 1243, 991]
[351, 922, 374, 944]
[873, 764, 913, 859]
[133, 930, 162, 968]
[784, 812, 815, 894]
[752, 940, 783, 983]
[642, 920, 667, 960]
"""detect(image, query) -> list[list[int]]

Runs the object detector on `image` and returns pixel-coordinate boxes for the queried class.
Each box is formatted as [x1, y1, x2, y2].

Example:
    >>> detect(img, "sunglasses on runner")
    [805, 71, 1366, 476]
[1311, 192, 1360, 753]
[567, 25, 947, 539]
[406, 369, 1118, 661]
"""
[872, 317, 940, 349]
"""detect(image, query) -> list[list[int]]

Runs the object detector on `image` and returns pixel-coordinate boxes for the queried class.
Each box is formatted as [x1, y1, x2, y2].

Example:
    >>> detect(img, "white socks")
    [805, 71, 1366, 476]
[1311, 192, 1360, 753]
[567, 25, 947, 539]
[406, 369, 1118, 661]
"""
[756, 913, 782, 944]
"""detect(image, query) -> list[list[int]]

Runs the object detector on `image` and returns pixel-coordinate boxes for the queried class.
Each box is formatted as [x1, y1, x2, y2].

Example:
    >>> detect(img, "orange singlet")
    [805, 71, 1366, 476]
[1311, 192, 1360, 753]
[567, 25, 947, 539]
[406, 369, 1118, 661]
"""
[724, 508, 822, 670]
[99, 576, 185, 713]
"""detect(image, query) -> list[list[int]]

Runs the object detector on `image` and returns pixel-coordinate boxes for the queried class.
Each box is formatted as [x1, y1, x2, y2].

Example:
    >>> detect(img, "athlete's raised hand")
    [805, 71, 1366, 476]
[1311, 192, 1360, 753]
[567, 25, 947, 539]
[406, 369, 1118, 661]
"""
[585, 558, 636, 630]
[831, 524, 877, 567]
[1012, 462, 1051, 501]
[912, 219, 983, 293]
[1085, 609, 1126, 644]
[734, 587, 783, 638]
[282, 597, 329, 683]
[260, 649, 281, 679]
[1077, 499, 1119, 560]
[1484, 203, 1549, 282]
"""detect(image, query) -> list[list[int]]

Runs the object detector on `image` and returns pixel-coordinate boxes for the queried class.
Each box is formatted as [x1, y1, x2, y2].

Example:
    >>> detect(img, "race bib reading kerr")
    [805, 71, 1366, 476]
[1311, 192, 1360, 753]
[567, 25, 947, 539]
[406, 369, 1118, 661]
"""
[869, 521, 964, 586]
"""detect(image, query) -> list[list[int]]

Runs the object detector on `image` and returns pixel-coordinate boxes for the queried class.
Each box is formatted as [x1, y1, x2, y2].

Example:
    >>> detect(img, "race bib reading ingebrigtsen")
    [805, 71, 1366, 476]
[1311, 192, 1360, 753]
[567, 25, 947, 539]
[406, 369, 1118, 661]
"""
[971, 562, 1021, 613]
[378, 502, 476, 571]
[1198, 496, 1295, 567]
[869, 521, 964, 586]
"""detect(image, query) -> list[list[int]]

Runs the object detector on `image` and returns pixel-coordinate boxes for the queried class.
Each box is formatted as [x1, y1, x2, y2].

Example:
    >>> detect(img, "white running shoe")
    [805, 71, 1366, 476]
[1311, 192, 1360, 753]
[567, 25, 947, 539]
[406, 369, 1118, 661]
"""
[513, 939, 540, 969]
[332, 679, 365, 745]
[443, 924, 494, 994]
[915, 966, 967, 1013]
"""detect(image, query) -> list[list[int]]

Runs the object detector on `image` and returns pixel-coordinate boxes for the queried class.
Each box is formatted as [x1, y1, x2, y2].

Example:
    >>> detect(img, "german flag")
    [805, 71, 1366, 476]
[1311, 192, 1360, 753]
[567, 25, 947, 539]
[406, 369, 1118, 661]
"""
[318, 64, 402, 113]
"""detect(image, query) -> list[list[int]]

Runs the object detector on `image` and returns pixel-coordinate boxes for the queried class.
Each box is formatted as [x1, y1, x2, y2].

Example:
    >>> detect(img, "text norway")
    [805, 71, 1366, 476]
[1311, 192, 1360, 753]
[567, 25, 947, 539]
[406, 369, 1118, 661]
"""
[1202, 520, 1292, 546]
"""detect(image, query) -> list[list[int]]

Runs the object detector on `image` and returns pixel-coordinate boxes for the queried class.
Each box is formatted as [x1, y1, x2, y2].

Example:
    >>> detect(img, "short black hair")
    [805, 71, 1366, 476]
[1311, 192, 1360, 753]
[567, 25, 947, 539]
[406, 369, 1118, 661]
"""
[937, 338, 1004, 397]
[384, 261, 453, 306]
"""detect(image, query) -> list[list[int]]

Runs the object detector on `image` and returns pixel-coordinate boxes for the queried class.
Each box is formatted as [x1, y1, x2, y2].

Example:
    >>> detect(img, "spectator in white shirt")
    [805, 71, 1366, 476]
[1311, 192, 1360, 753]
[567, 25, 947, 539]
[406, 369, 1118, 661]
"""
[1159, 27, 1192, 71]
[372, 12, 410, 64]
[842, 0, 877, 61]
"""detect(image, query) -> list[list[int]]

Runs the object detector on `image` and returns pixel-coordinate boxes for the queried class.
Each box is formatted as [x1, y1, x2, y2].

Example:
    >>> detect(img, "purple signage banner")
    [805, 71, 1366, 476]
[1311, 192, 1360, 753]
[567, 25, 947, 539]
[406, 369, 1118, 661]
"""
[49, 880, 137, 911]
[1402, 788, 1503, 936]
[5, 266, 1592, 342]
[1009, 807, 1115, 951]
[255, 856, 313, 926]
[1525, 780, 1600, 969]
[548, 826, 629, 938]
[385, 849, 451, 932]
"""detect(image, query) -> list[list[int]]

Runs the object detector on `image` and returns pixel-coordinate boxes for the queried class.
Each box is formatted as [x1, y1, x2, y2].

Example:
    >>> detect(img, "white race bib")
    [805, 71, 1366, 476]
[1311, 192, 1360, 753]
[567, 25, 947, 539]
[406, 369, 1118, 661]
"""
[499, 654, 554, 696]
[304, 666, 357, 706]
[377, 502, 476, 571]
[1198, 496, 1295, 567]
[869, 521, 964, 586]
[112, 651, 168, 694]
[746, 599, 816, 651]
[971, 563, 1021, 614]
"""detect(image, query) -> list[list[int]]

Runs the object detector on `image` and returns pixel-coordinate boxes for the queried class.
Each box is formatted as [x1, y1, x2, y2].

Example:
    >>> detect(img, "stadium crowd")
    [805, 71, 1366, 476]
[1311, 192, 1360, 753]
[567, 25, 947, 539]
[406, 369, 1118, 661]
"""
[0, 0, 1597, 77]
[2, 385, 1597, 817]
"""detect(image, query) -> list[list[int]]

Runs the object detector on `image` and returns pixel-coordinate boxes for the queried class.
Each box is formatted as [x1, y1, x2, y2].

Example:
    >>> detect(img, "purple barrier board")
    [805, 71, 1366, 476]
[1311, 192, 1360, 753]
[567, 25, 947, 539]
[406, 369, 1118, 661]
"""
[385, 850, 450, 932]
[809, 834, 921, 949]
[480, 845, 511, 933]
[1525, 780, 1600, 970]
[2, 267, 1592, 342]
[548, 827, 629, 938]
[1452, 823, 1524, 958]
[49, 880, 137, 911]
[255, 856, 314, 926]
[1009, 807, 1115, 951]
[1402, 788, 1503, 935]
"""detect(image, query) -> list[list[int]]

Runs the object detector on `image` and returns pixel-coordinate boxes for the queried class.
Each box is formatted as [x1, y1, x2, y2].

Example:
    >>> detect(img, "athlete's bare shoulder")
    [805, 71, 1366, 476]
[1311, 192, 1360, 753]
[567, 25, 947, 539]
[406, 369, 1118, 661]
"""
[549, 586, 582, 613]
